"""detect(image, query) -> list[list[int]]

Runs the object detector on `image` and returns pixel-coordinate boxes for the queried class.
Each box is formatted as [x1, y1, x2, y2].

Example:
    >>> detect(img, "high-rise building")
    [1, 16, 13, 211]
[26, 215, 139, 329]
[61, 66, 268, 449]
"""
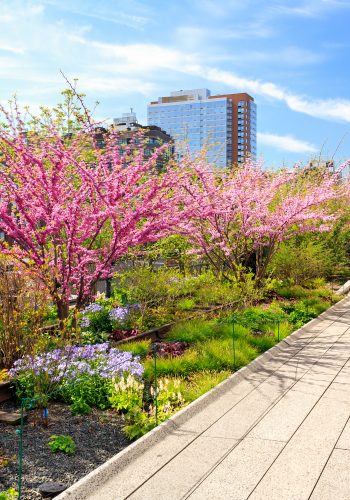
[147, 89, 256, 167]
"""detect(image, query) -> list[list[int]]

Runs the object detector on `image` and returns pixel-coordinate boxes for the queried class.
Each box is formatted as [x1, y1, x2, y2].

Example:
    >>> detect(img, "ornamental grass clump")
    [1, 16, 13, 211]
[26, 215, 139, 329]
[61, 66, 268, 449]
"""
[9, 343, 144, 412]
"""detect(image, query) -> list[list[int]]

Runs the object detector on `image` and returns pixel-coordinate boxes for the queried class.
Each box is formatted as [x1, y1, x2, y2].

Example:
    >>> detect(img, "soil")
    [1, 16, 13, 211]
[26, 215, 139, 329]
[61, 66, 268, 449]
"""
[0, 401, 130, 499]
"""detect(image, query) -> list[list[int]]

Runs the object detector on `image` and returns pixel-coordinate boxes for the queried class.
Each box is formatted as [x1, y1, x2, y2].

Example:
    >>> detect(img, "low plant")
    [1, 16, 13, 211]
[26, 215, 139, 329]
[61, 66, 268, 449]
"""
[110, 329, 140, 342]
[80, 330, 109, 345]
[276, 285, 309, 299]
[71, 399, 92, 415]
[0, 447, 16, 468]
[156, 342, 188, 358]
[235, 307, 287, 333]
[182, 371, 230, 402]
[9, 343, 144, 411]
[166, 319, 215, 344]
[123, 378, 186, 440]
[0, 488, 18, 500]
[109, 374, 144, 413]
[48, 435, 76, 455]
[117, 340, 151, 358]
[177, 298, 196, 311]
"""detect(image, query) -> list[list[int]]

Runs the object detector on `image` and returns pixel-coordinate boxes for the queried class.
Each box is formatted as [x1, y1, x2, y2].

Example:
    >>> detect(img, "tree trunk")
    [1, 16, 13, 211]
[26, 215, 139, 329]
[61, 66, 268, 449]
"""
[56, 299, 70, 334]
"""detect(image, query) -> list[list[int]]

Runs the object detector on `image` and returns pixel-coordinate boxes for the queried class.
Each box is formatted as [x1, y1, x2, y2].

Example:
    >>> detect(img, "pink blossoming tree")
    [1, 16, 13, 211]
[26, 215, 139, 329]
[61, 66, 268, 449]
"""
[178, 157, 343, 284]
[0, 109, 183, 326]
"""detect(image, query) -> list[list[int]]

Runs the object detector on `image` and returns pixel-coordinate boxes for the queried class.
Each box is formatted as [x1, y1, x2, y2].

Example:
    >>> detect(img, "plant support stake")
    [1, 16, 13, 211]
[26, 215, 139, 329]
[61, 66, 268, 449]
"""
[232, 315, 236, 371]
[153, 344, 159, 426]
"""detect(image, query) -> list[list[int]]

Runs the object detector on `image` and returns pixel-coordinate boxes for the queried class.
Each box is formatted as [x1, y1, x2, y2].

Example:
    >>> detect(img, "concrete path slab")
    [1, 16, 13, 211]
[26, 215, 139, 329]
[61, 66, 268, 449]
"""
[58, 296, 350, 500]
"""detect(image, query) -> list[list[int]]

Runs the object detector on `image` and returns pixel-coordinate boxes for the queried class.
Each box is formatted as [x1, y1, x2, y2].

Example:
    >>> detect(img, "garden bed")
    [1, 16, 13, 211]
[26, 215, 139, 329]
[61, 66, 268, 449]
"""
[0, 281, 341, 497]
[0, 402, 129, 499]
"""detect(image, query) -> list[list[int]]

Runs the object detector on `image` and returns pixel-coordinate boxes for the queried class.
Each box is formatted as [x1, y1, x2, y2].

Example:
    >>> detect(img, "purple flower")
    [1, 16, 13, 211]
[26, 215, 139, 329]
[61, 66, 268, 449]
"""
[82, 303, 103, 315]
[9, 342, 144, 383]
[109, 307, 129, 322]
[80, 317, 90, 328]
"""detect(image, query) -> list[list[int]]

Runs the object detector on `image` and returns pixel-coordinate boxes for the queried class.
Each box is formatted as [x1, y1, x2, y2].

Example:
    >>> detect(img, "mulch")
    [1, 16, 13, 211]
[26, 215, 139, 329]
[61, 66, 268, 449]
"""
[0, 401, 130, 499]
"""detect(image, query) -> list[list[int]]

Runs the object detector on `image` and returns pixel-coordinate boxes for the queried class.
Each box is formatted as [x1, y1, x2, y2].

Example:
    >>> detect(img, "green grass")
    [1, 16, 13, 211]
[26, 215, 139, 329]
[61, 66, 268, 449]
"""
[142, 335, 260, 379]
[182, 371, 231, 402]
[167, 319, 216, 343]
[276, 285, 309, 299]
[117, 339, 151, 357]
[119, 282, 336, 408]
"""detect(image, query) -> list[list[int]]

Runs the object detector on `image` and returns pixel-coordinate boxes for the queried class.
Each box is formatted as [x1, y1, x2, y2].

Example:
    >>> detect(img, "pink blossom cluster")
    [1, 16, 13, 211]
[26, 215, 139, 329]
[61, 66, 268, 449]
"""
[176, 157, 346, 281]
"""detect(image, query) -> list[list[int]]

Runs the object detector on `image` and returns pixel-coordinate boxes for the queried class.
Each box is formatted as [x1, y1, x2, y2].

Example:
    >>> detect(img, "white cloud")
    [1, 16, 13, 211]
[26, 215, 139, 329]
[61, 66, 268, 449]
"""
[257, 132, 318, 153]
[0, 3, 349, 125]
[269, 0, 350, 18]
[40, 0, 150, 29]
[0, 44, 25, 54]
[184, 65, 350, 122]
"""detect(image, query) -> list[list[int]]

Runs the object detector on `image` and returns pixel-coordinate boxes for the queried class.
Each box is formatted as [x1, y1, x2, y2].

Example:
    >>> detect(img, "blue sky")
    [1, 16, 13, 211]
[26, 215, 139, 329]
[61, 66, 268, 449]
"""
[1, 0, 350, 167]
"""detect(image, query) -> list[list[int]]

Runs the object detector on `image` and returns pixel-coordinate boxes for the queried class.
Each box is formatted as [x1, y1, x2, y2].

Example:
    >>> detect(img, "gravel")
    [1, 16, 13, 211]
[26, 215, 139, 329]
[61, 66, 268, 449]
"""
[0, 401, 130, 499]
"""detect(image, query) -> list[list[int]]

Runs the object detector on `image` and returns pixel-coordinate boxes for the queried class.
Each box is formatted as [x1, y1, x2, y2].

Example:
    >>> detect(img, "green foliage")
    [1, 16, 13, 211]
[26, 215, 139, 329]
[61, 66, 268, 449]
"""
[182, 371, 230, 402]
[143, 234, 193, 271]
[61, 375, 110, 410]
[234, 307, 287, 332]
[80, 330, 109, 345]
[0, 488, 18, 500]
[117, 340, 151, 358]
[71, 399, 91, 415]
[48, 435, 76, 455]
[167, 319, 216, 344]
[270, 240, 332, 285]
[143, 336, 258, 378]
[122, 378, 186, 440]
[282, 300, 321, 328]
[88, 308, 113, 334]
[177, 298, 196, 311]
[191, 271, 255, 307]
[247, 334, 276, 353]
[109, 375, 144, 413]
[276, 284, 309, 299]
[42, 305, 59, 325]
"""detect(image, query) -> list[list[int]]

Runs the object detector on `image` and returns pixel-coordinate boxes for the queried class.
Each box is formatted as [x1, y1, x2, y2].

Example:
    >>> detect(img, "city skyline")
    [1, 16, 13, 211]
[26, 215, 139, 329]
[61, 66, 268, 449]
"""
[1, 0, 350, 167]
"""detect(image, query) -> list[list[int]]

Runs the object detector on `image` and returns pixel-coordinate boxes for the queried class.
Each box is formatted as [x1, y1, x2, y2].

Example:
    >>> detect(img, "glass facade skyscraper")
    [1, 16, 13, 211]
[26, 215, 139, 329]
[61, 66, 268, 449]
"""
[147, 89, 256, 168]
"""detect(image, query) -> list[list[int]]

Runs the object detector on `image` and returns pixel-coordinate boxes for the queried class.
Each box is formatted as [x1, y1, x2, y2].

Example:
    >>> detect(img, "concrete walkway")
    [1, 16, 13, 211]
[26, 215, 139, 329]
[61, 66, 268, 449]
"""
[60, 297, 350, 500]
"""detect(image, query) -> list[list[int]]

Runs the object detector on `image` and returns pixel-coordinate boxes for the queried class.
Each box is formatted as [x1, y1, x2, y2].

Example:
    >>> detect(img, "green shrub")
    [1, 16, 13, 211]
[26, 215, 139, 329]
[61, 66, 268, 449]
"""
[48, 435, 76, 455]
[234, 307, 287, 332]
[80, 330, 109, 345]
[270, 240, 332, 285]
[177, 298, 196, 311]
[71, 399, 91, 415]
[60, 374, 110, 410]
